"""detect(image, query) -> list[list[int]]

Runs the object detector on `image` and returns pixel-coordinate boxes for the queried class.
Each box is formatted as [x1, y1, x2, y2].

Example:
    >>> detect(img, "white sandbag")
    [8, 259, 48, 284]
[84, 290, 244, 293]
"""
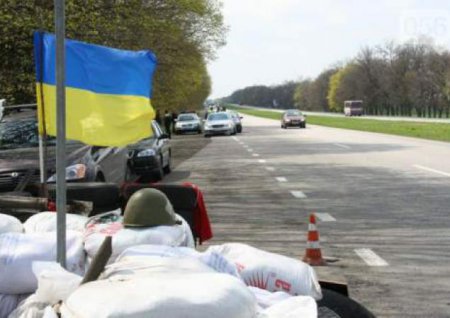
[61, 272, 257, 318]
[83, 214, 191, 263]
[0, 232, 85, 294]
[116, 245, 240, 278]
[248, 287, 292, 309]
[0, 214, 23, 234]
[8, 295, 49, 318]
[23, 213, 88, 234]
[259, 295, 317, 318]
[208, 243, 322, 300]
[0, 294, 29, 318]
[33, 263, 82, 304]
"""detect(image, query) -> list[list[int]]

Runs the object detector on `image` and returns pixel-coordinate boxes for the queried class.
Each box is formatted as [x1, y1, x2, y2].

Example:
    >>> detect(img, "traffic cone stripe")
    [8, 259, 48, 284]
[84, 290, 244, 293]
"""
[306, 241, 321, 249]
[307, 231, 319, 241]
[303, 213, 326, 266]
[308, 223, 317, 231]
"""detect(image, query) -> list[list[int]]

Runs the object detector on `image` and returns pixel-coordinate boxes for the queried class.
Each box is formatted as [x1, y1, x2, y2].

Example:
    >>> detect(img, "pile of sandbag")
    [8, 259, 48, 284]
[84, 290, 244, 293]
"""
[208, 243, 322, 300]
[23, 212, 88, 234]
[83, 211, 194, 263]
[0, 214, 23, 234]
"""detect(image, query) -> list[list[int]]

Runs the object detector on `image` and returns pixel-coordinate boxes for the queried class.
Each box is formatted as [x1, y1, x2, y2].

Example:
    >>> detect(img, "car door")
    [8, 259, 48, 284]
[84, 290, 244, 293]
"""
[152, 121, 170, 167]
[91, 145, 128, 183]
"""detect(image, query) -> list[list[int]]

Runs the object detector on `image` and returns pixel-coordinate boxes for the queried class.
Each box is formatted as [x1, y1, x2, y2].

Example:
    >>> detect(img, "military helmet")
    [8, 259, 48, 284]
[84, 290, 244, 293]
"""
[123, 188, 178, 227]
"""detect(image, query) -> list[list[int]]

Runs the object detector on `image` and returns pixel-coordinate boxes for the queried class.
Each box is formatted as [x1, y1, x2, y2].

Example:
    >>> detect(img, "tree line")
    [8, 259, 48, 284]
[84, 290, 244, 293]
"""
[0, 0, 226, 111]
[223, 41, 450, 118]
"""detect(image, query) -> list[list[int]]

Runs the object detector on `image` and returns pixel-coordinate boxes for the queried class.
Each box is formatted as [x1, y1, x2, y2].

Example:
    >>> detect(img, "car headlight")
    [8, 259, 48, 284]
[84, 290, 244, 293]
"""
[204, 124, 211, 129]
[47, 164, 86, 182]
[285, 118, 291, 122]
[175, 123, 182, 128]
[226, 123, 233, 128]
[137, 149, 156, 157]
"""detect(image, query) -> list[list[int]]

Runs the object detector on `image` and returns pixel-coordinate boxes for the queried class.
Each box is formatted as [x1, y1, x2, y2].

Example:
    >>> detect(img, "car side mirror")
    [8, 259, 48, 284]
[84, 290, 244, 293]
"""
[239, 116, 243, 119]
[159, 133, 170, 139]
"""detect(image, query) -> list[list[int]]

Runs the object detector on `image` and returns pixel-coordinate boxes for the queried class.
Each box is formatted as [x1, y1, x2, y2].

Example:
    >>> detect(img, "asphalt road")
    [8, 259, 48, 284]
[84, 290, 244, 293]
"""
[165, 115, 450, 317]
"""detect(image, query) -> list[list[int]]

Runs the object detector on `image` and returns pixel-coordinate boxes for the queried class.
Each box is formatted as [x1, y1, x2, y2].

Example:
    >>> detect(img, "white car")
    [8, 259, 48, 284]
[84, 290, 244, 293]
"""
[174, 113, 202, 134]
[204, 112, 236, 137]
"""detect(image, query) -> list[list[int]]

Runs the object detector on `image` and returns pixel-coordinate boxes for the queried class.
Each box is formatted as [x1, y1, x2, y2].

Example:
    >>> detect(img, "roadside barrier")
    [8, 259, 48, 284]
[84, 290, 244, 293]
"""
[303, 214, 327, 266]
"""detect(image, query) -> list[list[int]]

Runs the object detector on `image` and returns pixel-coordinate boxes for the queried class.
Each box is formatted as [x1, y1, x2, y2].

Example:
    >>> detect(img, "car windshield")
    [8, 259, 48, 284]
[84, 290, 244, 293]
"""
[0, 119, 56, 150]
[178, 115, 196, 121]
[208, 113, 229, 121]
[286, 110, 302, 117]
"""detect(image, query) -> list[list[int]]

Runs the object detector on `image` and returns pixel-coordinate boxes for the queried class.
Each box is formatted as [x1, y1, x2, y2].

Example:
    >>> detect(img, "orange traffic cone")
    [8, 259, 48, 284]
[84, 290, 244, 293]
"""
[303, 213, 327, 266]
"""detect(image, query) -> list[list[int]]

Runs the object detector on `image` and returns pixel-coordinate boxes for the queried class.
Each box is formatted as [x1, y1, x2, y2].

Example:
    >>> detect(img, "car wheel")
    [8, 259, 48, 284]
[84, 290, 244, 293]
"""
[47, 183, 120, 216]
[153, 156, 164, 181]
[237, 126, 242, 133]
[204, 134, 210, 138]
[163, 152, 172, 174]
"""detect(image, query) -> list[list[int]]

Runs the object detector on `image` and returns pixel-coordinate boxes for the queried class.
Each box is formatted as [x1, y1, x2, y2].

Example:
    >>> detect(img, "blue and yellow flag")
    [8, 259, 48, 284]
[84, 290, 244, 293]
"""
[33, 32, 157, 146]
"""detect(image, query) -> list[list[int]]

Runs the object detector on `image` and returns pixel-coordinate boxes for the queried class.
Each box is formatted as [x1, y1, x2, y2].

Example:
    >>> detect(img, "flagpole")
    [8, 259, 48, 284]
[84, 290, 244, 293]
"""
[55, 0, 67, 268]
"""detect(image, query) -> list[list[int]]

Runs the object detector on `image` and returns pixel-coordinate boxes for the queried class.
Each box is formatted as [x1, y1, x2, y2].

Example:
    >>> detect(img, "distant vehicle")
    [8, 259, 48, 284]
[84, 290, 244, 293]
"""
[174, 113, 202, 134]
[127, 121, 171, 181]
[0, 108, 129, 193]
[229, 111, 243, 133]
[281, 109, 306, 129]
[344, 100, 363, 116]
[204, 112, 236, 137]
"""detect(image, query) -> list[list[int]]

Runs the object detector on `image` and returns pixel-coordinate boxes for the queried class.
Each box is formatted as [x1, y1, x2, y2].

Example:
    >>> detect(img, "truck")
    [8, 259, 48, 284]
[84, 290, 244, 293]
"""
[344, 100, 363, 116]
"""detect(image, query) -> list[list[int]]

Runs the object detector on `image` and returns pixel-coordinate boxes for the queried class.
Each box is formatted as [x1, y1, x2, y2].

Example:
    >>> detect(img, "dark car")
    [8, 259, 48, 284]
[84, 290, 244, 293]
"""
[229, 111, 243, 133]
[281, 109, 306, 128]
[0, 108, 129, 193]
[127, 121, 171, 181]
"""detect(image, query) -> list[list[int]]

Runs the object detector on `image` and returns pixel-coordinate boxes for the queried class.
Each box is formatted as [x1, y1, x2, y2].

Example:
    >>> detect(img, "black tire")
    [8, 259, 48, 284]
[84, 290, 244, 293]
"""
[197, 129, 202, 134]
[317, 289, 375, 318]
[153, 156, 164, 181]
[47, 182, 120, 216]
[237, 125, 242, 133]
[163, 152, 172, 174]
[204, 134, 210, 138]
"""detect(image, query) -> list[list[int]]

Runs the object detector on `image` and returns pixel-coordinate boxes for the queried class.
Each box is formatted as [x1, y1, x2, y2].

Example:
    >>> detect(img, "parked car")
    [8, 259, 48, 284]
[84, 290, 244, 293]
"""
[0, 108, 129, 193]
[174, 113, 202, 134]
[344, 100, 363, 116]
[127, 121, 171, 181]
[281, 109, 306, 128]
[229, 111, 243, 133]
[204, 112, 236, 137]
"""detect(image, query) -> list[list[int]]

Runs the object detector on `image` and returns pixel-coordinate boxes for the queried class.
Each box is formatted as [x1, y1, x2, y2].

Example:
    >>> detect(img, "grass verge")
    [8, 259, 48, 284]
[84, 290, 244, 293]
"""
[228, 105, 450, 143]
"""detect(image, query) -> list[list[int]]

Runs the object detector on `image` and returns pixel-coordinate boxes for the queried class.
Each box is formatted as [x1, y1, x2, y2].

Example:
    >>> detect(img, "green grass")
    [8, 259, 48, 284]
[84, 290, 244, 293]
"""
[228, 105, 450, 143]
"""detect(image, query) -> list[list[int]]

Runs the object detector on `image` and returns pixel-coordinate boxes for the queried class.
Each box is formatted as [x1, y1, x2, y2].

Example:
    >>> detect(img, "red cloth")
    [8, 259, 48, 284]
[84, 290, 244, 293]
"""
[183, 182, 213, 244]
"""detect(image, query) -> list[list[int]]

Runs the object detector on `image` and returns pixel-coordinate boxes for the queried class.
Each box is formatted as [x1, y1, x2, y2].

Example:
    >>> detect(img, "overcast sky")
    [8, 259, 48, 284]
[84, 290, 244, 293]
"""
[208, 0, 450, 98]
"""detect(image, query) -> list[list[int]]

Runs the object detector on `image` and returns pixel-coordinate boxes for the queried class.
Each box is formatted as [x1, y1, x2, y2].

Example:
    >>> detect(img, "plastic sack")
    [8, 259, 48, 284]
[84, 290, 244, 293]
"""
[23, 213, 88, 234]
[0, 294, 29, 318]
[0, 214, 23, 234]
[258, 295, 317, 318]
[0, 231, 85, 294]
[208, 243, 322, 300]
[248, 287, 292, 309]
[83, 214, 192, 263]
[8, 295, 50, 318]
[62, 271, 257, 318]
[116, 245, 240, 278]
[33, 262, 82, 304]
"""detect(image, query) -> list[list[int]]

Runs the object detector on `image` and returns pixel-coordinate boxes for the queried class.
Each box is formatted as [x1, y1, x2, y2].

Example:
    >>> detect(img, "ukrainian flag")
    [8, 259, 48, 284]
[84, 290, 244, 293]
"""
[33, 32, 157, 146]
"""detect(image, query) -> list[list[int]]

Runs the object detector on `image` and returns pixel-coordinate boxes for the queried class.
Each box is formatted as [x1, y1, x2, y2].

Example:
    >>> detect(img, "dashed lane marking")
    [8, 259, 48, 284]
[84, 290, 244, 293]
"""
[252, 153, 260, 157]
[315, 213, 336, 222]
[355, 248, 388, 267]
[258, 159, 267, 163]
[247, 149, 253, 152]
[413, 164, 450, 177]
[231, 136, 239, 141]
[290, 190, 307, 199]
[265, 166, 275, 171]
[334, 143, 351, 149]
[275, 177, 287, 182]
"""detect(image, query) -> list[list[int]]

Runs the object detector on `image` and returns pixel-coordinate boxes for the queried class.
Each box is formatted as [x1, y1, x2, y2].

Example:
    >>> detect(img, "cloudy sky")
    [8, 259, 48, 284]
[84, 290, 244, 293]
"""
[208, 0, 450, 98]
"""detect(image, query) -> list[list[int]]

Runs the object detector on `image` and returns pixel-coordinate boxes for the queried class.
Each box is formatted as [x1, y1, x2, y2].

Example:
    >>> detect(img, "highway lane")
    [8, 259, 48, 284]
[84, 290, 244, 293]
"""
[166, 114, 450, 317]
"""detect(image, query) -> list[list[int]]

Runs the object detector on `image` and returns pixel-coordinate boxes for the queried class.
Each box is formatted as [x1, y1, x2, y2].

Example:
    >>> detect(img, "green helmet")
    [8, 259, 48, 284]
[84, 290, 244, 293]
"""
[123, 188, 178, 227]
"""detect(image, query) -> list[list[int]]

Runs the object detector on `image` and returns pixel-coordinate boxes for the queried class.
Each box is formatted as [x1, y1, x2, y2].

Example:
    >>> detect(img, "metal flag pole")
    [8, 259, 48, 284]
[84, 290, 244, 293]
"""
[55, 0, 67, 268]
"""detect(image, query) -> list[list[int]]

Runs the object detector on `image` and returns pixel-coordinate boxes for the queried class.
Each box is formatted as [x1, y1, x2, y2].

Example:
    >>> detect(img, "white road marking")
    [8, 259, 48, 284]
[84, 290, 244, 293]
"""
[355, 248, 388, 267]
[290, 190, 307, 199]
[258, 159, 267, 163]
[334, 143, 351, 149]
[252, 153, 260, 157]
[413, 164, 450, 177]
[315, 213, 336, 222]
[231, 136, 238, 141]
[266, 166, 275, 171]
[275, 177, 287, 182]
[247, 149, 253, 152]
